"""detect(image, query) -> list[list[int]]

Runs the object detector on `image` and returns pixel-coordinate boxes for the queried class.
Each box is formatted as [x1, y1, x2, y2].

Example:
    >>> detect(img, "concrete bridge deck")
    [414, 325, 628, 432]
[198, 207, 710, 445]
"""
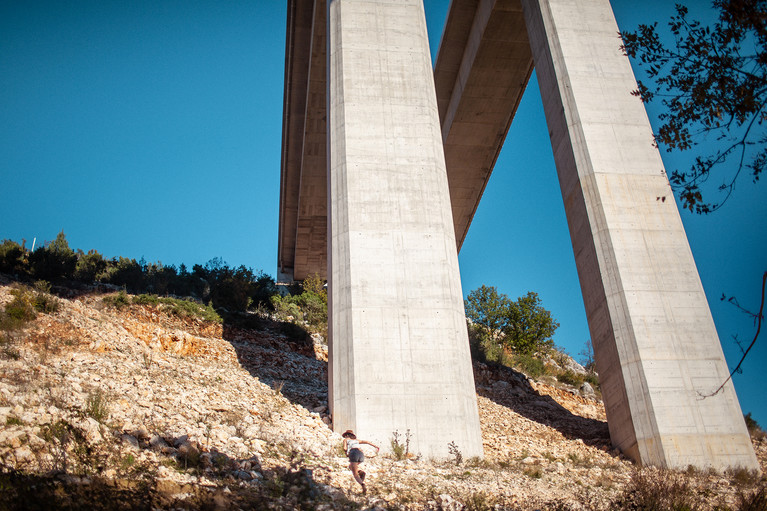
[278, 0, 532, 282]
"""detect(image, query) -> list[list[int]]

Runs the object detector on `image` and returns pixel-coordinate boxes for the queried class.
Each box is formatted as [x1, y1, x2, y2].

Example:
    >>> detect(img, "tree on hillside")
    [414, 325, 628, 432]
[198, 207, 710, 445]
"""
[0, 240, 26, 275]
[621, 0, 766, 214]
[73, 249, 107, 283]
[465, 286, 559, 355]
[28, 231, 76, 282]
[505, 292, 559, 355]
[465, 285, 511, 342]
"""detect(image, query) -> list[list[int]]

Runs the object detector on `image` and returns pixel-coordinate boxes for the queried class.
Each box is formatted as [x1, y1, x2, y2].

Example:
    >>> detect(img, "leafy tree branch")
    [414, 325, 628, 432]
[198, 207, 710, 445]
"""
[621, 0, 767, 213]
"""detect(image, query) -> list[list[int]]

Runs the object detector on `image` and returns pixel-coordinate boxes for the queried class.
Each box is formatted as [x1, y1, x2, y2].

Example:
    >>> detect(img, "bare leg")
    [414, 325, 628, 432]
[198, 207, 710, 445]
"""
[349, 462, 366, 493]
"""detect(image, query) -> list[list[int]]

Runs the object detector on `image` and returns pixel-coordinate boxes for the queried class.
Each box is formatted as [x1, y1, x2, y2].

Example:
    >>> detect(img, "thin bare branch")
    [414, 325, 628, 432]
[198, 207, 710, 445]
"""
[701, 271, 767, 397]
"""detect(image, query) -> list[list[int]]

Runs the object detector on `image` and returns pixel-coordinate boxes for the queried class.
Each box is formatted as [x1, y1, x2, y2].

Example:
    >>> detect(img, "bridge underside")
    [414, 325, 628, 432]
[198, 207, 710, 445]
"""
[279, 0, 533, 282]
[279, 0, 328, 282]
[277, 0, 758, 469]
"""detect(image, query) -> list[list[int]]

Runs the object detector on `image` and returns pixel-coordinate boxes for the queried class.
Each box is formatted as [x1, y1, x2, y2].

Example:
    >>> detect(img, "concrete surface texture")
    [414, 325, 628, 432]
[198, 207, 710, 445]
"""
[521, 0, 757, 470]
[326, 0, 484, 459]
[434, 0, 534, 250]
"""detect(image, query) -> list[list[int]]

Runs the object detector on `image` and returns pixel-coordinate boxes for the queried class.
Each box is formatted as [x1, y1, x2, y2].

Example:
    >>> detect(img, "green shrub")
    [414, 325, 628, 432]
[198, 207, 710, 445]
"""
[102, 290, 131, 309]
[465, 286, 558, 356]
[85, 389, 110, 423]
[2, 235, 282, 329]
[137, 294, 222, 323]
[0, 239, 27, 275]
[167, 298, 221, 323]
[272, 294, 301, 321]
[74, 249, 107, 283]
[103, 257, 144, 292]
[250, 274, 277, 310]
[296, 290, 327, 330]
[205, 261, 254, 312]
[188, 259, 277, 312]
[584, 372, 600, 390]
[511, 352, 545, 379]
[143, 262, 176, 295]
[556, 369, 584, 387]
[269, 275, 328, 338]
[104, 292, 223, 323]
[1, 286, 37, 331]
[0, 282, 59, 328]
[33, 280, 59, 314]
[28, 231, 77, 282]
[467, 322, 511, 365]
[133, 294, 159, 305]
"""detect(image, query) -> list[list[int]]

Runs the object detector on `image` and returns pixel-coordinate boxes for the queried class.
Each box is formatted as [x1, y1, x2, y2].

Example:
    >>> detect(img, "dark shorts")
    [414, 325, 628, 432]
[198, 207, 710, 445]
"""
[348, 448, 364, 463]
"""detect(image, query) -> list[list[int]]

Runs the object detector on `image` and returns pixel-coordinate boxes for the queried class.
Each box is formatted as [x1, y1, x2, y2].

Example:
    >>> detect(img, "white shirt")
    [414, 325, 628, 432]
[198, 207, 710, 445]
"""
[346, 438, 360, 455]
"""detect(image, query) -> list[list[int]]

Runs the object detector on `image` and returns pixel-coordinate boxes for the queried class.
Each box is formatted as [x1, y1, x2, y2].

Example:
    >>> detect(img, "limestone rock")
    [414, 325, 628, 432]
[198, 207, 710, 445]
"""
[0, 282, 762, 511]
[580, 382, 595, 397]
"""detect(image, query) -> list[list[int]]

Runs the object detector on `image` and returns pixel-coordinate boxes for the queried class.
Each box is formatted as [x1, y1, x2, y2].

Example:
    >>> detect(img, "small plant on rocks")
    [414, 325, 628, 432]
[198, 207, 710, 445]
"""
[728, 467, 762, 487]
[448, 441, 463, 466]
[1, 285, 37, 331]
[614, 468, 701, 511]
[462, 490, 497, 511]
[5, 416, 23, 426]
[141, 351, 153, 370]
[390, 429, 411, 461]
[738, 485, 767, 511]
[32, 280, 59, 314]
[85, 389, 110, 423]
[102, 290, 130, 309]
[524, 466, 543, 479]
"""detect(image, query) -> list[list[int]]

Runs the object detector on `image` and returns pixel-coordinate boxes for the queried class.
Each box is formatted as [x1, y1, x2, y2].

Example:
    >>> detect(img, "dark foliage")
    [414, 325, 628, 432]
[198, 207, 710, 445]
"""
[27, 231, 77, 282]
[0, 240, 26, 275]
[0, 233, 278, 314]
[621, 0, 767, 213]
[465, 285, 559, 355]
[0, 469, 158, 511]
[74, 249, 107, 283]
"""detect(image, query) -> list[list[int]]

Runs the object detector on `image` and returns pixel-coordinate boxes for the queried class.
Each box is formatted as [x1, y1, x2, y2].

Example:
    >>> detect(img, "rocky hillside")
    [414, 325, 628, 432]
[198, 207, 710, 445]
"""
[0, 279, 765, 510]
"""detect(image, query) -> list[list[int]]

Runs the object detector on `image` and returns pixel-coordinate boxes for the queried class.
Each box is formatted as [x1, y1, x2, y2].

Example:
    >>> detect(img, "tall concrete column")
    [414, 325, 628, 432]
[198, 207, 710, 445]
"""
[327, 0, 483, 458]
[521, 0, 758, 470]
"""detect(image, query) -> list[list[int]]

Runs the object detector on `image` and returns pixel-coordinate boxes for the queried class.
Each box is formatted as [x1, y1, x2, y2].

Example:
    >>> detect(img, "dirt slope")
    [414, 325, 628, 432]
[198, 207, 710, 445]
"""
[0, 282, 764, 510]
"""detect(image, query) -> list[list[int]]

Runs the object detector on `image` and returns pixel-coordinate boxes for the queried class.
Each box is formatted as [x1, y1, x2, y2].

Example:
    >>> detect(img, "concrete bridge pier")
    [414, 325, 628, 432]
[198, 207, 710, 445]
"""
[326, 0, 483, 459]
[522, 0, 758, 469]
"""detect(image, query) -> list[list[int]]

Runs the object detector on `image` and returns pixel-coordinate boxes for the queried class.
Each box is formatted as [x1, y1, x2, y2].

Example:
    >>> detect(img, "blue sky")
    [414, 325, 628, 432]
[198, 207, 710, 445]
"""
[1, 1, 764, 428]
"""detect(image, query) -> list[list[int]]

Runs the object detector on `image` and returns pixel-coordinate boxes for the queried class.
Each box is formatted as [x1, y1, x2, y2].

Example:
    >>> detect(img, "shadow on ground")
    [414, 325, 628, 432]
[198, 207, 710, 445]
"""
[220, 314, 329, 414]
[474, 361, 612, 449]
[219, 312, 611, 452]
[0, 451, 349, 511]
